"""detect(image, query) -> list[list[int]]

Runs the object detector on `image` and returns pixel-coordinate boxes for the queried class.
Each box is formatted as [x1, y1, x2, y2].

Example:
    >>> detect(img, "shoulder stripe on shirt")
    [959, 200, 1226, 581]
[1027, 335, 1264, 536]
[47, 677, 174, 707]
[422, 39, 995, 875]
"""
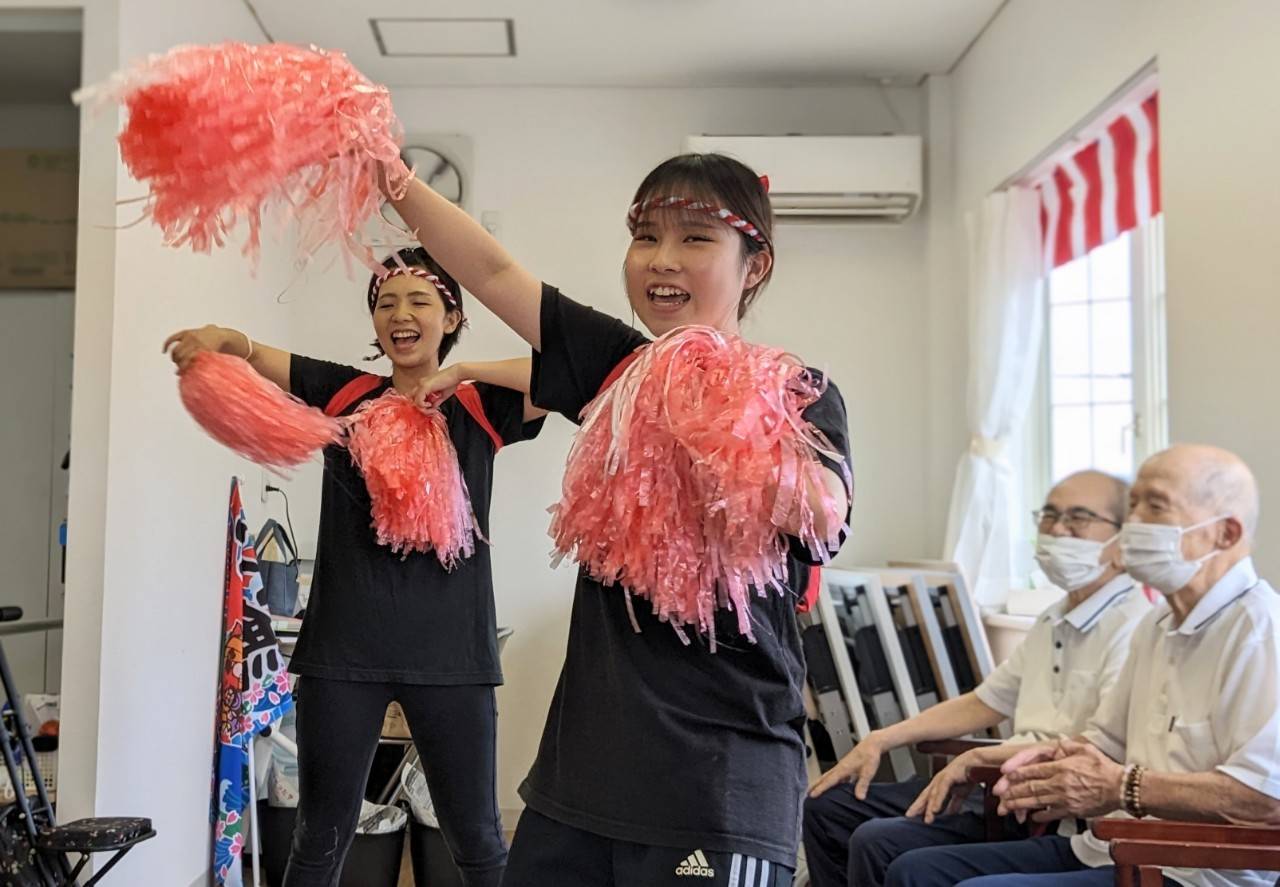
[1076, 584, 1136, 633]
[594, 347, 644, 398]
[1193, 583, 1260, 631]
[323, 373, 385, 417]
[453, 382, 505, 452]
[323, 374, 505, 452]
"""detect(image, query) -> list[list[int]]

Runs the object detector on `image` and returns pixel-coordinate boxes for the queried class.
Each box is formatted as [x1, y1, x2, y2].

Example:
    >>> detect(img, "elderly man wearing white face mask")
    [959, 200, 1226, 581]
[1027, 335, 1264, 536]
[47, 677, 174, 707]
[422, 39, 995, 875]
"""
[882, 444, 1280, 887]
[802, 471, 1150, 887]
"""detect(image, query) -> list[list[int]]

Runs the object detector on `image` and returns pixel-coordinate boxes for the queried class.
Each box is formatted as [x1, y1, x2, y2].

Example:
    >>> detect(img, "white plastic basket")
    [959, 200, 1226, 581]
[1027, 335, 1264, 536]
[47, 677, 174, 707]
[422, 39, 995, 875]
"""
[0, 749, 56, 803]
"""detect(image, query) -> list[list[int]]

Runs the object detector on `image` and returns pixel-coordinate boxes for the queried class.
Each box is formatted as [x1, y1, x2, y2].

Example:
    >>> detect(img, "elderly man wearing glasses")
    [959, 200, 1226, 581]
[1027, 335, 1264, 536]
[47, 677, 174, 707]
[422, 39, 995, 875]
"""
[802, 471, 1151, 887]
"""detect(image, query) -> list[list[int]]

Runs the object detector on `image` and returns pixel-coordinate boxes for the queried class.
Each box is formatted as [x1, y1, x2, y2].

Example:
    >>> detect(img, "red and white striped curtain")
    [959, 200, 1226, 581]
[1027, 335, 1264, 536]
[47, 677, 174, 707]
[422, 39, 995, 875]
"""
[1037, 91, 1160, 272]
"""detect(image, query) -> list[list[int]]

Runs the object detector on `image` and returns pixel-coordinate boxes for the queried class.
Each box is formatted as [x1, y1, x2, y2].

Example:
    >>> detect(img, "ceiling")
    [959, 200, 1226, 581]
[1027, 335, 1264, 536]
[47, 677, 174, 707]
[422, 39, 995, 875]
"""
[248, 0, 1006, 88]
[0, 11, 81, 104]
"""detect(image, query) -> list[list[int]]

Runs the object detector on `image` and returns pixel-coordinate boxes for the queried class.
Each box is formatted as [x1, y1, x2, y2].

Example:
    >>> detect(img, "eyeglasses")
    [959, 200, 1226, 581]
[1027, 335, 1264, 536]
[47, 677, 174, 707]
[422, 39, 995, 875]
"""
[1032, 507, 1122, 533]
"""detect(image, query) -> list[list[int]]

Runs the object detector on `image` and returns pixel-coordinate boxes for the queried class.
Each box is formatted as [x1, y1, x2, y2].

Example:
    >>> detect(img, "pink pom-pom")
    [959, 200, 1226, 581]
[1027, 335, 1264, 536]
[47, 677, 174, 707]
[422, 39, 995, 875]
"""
[345, 391, 479, 567]
[550, 327, 849, 647]
[179, 351, 343, 470]
[78, 42, 409, 266]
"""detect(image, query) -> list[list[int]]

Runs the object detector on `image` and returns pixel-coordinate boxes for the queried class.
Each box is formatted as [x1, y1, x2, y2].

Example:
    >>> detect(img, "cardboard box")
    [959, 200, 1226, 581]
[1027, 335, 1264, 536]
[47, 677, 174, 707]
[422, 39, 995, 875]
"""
[0, 149, 78, 289]
[382, 702, 411, 739]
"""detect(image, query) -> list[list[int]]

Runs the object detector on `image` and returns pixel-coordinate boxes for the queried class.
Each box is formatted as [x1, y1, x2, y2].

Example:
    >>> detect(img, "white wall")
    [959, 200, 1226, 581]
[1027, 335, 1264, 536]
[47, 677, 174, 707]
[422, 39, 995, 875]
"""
[47, 0, 304, 883]
[283, 84, 932, 810]
[944, 0, 1280, 581]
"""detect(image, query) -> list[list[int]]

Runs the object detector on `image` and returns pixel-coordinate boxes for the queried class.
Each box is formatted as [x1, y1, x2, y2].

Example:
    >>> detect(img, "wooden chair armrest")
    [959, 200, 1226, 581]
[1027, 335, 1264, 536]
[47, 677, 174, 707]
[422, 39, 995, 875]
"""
[916, 738, 1002, 757]
[1111, 838, 1280, 871]
[966, 766, 1003, 786]
[1094, 819, 1280, 846]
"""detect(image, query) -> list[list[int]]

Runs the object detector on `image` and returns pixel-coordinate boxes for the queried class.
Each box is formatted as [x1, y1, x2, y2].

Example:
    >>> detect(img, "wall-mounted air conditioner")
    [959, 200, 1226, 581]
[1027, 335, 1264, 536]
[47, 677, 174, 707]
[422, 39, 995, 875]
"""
[684, 135, 923, 223]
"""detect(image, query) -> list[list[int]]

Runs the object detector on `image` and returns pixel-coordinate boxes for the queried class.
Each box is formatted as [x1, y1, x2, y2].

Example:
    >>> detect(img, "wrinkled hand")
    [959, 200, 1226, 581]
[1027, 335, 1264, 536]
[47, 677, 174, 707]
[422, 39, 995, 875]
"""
[162, 324, 242, 373]
[994, 739, 1124, 822]
[906, 750, 980, 824]
[408, 365, 464, 410]
[808, 735, 884, 800]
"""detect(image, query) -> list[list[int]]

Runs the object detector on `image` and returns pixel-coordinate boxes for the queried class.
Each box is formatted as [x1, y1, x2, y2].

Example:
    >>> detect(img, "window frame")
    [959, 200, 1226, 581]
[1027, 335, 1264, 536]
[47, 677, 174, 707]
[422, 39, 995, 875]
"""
[1018, 215, 1167, 563]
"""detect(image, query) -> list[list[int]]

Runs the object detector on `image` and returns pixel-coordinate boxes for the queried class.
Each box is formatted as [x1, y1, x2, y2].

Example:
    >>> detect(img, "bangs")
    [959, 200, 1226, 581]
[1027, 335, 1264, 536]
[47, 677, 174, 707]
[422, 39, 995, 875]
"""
[631, 174, 736, 229]
[632, 174, 726, 212]
[630, 202, 735, 235]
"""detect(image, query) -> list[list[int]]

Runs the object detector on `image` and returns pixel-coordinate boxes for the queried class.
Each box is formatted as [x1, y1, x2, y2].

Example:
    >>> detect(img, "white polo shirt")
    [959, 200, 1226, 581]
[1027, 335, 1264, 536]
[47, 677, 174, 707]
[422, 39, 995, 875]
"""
[1074, 557, 1280, 887]
[974, 574, 1151, 742]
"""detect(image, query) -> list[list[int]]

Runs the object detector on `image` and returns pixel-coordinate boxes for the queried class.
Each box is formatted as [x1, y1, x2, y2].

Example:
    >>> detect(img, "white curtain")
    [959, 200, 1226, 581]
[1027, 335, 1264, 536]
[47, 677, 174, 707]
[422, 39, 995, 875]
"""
[944, 187, 1045, 610]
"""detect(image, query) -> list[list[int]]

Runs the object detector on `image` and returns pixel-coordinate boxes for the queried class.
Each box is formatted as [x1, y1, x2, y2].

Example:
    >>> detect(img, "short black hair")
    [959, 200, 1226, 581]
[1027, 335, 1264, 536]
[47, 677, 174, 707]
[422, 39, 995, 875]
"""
[365, 246, 464, 363]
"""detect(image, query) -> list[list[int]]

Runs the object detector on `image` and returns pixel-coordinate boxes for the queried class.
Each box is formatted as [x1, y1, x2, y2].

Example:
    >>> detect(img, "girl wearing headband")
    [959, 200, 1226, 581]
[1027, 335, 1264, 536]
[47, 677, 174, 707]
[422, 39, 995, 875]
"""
[391, 153, 853, 886]
[163, 246, 545, 887]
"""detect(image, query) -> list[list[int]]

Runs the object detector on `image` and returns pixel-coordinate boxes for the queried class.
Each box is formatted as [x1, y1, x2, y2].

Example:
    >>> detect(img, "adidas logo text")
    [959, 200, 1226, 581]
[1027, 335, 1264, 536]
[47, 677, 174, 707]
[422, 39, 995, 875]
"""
[675, 850, 715, 878]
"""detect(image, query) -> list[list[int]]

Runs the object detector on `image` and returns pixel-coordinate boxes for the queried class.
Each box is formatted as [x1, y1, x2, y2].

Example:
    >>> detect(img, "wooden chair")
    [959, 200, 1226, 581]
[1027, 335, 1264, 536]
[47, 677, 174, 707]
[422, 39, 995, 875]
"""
[1093, 819, 1280, 887]
[915, 738, 1009, 841]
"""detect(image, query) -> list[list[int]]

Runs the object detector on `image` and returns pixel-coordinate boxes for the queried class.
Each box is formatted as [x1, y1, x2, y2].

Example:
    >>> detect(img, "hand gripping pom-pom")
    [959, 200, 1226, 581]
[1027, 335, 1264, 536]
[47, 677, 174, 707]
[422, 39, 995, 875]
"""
[76, 42, 410, 266]
[178, 351, 343, 470]
[550, 327, 850, 648]
[345, 391, 480, 568]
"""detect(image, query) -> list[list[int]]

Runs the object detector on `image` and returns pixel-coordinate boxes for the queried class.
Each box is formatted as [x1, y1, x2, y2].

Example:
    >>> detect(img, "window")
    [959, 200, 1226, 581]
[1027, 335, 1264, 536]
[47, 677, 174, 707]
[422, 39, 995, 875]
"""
[1049, 232, 1136, 479]
[1024, 215, 1167, 507]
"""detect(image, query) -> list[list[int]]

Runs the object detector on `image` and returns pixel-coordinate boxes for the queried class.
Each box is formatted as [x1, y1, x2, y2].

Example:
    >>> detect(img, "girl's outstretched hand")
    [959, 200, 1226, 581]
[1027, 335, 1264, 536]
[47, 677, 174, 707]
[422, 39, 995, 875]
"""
[408, 364, 465, 410]
[163, 324, 248, 373]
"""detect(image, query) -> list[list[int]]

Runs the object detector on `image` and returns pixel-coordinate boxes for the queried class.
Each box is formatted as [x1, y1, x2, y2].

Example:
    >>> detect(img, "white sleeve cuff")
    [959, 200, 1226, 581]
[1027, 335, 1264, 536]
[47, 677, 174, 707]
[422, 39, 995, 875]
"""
[1217, 764, 1280, 801]
[974, 682, 1016, 718]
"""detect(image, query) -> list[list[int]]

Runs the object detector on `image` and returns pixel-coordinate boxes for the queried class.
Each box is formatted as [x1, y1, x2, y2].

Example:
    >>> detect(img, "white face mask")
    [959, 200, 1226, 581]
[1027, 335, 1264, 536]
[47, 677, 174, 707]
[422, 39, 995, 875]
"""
[1035, 533, 1115, 592]
[1119, 516, 1229, 596]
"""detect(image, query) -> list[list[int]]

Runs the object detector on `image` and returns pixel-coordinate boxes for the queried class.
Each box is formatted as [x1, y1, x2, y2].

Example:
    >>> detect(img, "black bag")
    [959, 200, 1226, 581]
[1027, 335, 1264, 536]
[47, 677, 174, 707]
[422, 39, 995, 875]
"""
[256, 519, 300, 617]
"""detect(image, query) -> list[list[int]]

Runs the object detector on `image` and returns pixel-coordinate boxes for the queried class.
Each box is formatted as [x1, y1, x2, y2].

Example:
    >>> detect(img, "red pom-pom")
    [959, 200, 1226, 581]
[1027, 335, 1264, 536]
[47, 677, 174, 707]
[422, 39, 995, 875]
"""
[179, 351, 342, 470]
[345, 392, 480, 567]
[550, 328, 848, 647]
[78, 42, 409, 265]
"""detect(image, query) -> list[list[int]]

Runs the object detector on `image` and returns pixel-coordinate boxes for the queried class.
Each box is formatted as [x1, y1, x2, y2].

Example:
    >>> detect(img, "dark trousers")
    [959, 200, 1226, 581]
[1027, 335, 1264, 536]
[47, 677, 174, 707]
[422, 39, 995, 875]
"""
[883, 835, 1177, 887]
[503, 807, 793, 887]
[803, 778, 1018, 887]
[283, 677, 506, 887]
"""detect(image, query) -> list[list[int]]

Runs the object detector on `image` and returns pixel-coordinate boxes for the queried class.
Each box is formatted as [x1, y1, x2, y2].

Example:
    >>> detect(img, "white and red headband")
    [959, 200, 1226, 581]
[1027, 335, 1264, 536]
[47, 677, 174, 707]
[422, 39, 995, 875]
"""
[626, 197, 769, 246]
[367, 266, 462, 313]
[625, 176, 771, 246]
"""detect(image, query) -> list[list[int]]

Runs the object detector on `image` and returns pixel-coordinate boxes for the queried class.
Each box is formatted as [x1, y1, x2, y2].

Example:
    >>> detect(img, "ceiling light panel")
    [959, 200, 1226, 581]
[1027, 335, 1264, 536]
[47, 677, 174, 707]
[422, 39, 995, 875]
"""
[372, 18, 515, 57]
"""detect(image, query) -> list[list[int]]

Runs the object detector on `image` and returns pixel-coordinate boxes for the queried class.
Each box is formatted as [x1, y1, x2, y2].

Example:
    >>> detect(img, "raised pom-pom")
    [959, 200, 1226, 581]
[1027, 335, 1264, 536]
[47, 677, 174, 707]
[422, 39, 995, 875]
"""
[77, 42, 410, 265]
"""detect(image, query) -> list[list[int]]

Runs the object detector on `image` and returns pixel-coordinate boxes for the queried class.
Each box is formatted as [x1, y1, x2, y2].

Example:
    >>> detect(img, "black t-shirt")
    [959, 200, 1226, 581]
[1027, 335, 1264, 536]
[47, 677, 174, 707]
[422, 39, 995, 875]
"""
[287, 355, 543, 685]
[520, 286, 853, 865]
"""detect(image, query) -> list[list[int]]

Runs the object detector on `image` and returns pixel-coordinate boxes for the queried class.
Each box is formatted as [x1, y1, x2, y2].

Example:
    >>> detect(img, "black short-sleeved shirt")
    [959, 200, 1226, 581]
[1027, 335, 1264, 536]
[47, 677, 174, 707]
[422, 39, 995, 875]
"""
[287, 355, 543, 686]
[520, 286, 853, 866]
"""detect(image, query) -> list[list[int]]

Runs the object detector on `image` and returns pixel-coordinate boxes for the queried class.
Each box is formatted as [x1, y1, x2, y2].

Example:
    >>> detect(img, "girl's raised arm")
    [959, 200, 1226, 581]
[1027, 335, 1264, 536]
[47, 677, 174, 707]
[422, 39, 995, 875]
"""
[389, 176, 543, 349]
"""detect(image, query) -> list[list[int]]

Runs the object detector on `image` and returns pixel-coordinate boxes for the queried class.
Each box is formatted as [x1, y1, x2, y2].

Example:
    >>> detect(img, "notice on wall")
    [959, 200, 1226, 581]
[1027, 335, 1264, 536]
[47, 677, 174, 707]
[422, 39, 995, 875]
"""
[0, 149, 78, 289]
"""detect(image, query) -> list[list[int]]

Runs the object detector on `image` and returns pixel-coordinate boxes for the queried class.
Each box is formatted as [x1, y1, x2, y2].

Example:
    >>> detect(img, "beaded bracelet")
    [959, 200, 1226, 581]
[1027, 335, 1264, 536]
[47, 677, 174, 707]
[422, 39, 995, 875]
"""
[1122, 763, 1148, 818]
